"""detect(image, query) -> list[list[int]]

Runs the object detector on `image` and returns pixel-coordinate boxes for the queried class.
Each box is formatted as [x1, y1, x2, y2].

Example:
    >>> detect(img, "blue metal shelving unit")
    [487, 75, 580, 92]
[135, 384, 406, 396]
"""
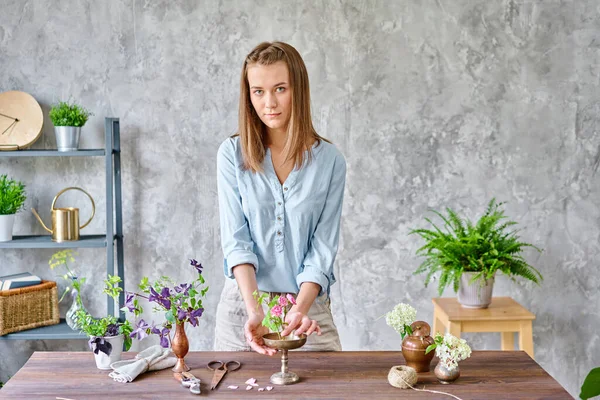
[0, 118, 125, 340]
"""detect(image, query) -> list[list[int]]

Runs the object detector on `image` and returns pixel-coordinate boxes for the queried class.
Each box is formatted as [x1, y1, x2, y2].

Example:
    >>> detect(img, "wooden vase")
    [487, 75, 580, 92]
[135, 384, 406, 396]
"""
[171, 322, 190, 372]
[401, 320, 435, 373]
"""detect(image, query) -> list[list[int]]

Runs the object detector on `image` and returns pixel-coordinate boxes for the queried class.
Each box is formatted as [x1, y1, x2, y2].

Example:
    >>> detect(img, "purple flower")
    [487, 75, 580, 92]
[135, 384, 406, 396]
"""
[189, 308, 204, 327]
[174, 283, 191, 296]
[175, 307, 204, 326]
[149, 287, 171, 310]
[151, 326, 171, 348]
[125, 292, 138, 313]
[130, 319, 150, 341]
[105, 323, 119, 337]
[190, 259, 203, 274]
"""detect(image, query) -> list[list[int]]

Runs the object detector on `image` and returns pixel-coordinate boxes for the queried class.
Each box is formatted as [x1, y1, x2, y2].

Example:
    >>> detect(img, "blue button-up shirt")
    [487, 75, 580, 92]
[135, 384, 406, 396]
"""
[217, 136, 346, 296]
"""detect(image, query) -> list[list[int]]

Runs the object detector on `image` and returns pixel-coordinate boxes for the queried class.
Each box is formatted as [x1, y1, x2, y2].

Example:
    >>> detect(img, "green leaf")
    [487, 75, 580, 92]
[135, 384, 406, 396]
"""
[580, 367, 600, 400]
[165, 310, 175, 324]
[425, 344, 437, 354]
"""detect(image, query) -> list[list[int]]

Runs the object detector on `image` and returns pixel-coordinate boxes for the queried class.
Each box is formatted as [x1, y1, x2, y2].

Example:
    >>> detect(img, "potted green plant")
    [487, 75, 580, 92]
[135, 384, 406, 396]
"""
[48, 101, 93, 151]
[0, 175, 26, 242]
[75, 275, 133, 370]
[411, 199, 543, 308]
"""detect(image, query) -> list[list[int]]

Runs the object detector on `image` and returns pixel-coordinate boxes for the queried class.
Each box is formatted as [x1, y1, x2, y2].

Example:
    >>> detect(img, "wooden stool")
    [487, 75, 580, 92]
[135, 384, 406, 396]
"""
[432, 297, 535, 359]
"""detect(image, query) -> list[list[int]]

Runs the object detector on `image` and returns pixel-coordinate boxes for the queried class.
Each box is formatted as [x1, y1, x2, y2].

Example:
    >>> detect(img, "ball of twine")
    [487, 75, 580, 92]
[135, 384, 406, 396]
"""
[387, 365, 418, 389]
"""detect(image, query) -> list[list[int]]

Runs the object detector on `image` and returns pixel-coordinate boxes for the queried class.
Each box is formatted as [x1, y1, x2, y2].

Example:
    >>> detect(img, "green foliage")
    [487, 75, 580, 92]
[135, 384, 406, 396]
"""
[426, 333, 445, 354]
[49, 101, 93, 127]
[411, 199, 543, 296]
[0, 175, 26, 215]
[580, 367, 600, 400]
[253, 291, 294, 339]
[75, 275, 132, 351]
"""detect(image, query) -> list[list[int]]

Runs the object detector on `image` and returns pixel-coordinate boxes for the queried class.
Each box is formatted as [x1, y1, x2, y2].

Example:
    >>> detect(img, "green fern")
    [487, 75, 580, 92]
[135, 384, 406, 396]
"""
[410, 199, 543, 295]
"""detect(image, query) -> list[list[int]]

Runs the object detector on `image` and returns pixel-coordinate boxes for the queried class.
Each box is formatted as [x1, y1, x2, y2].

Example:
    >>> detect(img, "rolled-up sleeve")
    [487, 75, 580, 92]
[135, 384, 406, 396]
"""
[217, 140, 259, 279]
[296, 153, 346, 296]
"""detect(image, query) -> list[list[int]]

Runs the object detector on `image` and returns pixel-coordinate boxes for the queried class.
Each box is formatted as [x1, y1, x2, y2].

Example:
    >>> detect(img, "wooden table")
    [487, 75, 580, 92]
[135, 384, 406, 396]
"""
[432, 297, 536, 359]
[0, 351, 571, 399]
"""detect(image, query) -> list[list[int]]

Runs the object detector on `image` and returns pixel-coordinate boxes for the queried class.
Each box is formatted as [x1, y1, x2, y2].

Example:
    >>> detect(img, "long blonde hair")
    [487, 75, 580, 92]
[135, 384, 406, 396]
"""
[238, 41, 327, 172]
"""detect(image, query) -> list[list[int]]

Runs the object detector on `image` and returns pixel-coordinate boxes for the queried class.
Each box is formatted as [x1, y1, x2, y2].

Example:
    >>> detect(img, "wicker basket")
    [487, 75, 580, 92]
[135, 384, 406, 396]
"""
[0, 280, 60, 336]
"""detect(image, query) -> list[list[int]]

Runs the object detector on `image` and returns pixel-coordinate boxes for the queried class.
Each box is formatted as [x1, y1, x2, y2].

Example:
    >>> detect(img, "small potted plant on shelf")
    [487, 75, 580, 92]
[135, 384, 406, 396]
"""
[425, 333, 472, 384]
[385, 302, 434, 372]
[0, 175, 26, 242]
[122, 259, 208, 373]
[75, 275, 133, 370]
[48, 250, 87, 330]
[48, 101, 93, 151]
[410, 198, 544, 308]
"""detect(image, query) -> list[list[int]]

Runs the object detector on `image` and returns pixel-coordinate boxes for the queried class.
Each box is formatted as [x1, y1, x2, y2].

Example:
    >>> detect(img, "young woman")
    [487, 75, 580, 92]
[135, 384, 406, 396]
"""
[214, 41, 345, 355]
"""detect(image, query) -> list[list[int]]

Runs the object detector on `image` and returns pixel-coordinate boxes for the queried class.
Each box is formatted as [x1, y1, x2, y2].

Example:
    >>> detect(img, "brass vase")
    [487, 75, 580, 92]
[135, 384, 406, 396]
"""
[401, 320, 435, 373]
[171, 322, 190, 372]
[262, 333, 307, 385]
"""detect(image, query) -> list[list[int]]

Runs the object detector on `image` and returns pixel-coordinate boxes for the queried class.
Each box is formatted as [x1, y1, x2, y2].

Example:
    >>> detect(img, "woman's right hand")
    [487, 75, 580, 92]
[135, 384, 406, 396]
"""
[244, 312, 278, 356]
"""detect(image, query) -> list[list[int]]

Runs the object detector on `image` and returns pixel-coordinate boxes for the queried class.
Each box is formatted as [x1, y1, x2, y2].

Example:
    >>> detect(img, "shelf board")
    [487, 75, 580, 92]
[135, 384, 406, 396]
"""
[0, 319, 88, 340]
[0, 149, 106, 157]
[0, 235, 112, 248]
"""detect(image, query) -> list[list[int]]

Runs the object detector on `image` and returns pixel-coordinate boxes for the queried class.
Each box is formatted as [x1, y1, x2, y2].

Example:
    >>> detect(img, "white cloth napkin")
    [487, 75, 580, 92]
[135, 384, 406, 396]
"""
[108, 345, 177, 383]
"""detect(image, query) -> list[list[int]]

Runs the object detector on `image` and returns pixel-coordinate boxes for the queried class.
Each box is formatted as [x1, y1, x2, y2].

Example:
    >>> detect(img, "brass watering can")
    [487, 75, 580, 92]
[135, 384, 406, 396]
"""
[32, 187, 96, 242]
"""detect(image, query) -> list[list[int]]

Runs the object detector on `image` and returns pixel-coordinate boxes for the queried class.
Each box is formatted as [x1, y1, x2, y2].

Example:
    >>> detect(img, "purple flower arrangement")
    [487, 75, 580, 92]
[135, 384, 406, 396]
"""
[121, 259, 208, 348]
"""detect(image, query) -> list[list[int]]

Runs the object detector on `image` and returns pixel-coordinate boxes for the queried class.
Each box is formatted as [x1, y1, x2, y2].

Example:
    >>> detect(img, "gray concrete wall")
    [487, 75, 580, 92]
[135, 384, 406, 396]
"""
[1, 1, 598, 396]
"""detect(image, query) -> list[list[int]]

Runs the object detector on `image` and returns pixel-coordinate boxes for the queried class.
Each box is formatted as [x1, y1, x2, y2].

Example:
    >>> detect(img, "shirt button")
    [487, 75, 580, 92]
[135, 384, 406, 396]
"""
[283, 187, 288, 191]
[277, 231, 282, 236]
[277, 202, 282, 206]
[277, 216, 282, 221]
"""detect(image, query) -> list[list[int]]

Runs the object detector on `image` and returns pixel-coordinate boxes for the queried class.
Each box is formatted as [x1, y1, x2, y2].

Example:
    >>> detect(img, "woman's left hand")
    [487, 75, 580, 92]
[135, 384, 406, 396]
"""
[280, 307, 322, 337]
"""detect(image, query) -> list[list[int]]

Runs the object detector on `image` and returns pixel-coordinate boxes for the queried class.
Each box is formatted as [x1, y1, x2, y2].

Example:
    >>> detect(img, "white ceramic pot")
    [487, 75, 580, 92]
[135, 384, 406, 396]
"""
[0, 214, 15, 242]
[92, 334, 124, 370]
[457, 272, 495, 308]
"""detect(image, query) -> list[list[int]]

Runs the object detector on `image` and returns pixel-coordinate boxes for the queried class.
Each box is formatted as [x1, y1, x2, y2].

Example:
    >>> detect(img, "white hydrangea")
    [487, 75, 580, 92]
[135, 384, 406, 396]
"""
[385, 303, 417, 337]
[435, 333, 472, 370]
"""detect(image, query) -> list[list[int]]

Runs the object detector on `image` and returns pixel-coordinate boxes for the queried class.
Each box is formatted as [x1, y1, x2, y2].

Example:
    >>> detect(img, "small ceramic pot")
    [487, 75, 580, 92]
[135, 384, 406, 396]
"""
[92, 334, 123, 370]
[458, 271, 495, 308]
[0, 214, 15, 242]
[434, 362, 460, 384]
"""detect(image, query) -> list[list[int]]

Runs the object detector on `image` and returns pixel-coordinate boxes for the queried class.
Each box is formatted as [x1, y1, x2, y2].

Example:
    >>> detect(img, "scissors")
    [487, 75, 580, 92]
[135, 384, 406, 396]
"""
[207, 360, 242, 390]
